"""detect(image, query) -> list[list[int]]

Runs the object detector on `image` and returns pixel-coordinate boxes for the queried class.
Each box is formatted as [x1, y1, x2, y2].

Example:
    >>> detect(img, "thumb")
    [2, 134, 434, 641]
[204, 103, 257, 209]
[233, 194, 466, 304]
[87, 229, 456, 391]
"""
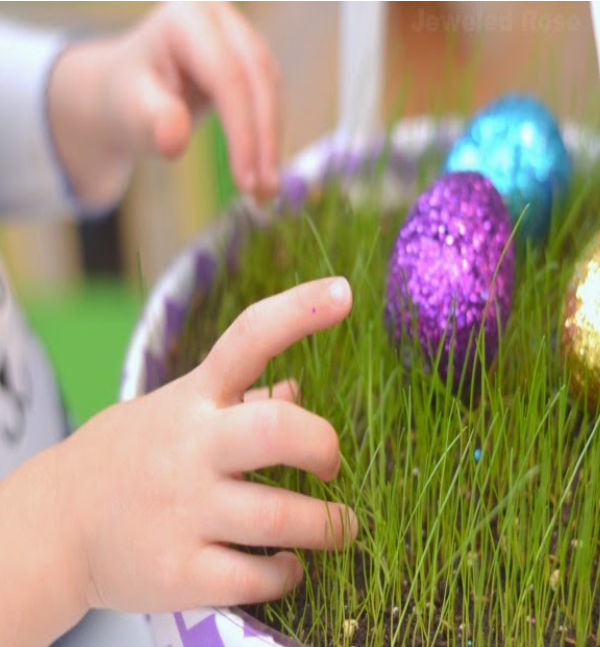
[135, 71, 192, 159]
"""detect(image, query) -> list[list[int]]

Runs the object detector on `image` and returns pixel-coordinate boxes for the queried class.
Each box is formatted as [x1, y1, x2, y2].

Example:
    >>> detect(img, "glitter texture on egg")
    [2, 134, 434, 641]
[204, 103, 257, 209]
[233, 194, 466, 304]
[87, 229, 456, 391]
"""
[445, 94, 571, 241]
[385, 171, 515, 382]
[562, 231, 600, 407]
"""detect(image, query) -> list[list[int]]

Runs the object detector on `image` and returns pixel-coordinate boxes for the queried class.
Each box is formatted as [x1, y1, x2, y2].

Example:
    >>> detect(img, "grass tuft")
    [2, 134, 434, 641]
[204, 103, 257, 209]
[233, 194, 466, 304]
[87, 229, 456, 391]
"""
[167, 156, 600, 647]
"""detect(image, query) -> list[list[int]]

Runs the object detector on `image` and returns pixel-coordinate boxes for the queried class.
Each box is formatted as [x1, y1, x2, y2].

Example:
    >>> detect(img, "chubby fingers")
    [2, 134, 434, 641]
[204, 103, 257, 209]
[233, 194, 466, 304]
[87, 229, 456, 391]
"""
[210, 400, 338, 479]
[215, 4, 282, 196]
[210, 481, 357, 550]
[205, 398, 358, 550]
[193, 546, 302, 606]
[169, 3, 281, 197]
[197, 277, 352, 405]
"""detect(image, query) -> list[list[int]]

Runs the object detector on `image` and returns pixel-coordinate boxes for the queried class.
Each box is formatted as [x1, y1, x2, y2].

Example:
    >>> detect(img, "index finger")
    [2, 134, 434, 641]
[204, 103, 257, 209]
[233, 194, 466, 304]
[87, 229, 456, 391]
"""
[217, 4, 283, 196]
[195, 277, 352, 405]
[168, 5, 257, 193]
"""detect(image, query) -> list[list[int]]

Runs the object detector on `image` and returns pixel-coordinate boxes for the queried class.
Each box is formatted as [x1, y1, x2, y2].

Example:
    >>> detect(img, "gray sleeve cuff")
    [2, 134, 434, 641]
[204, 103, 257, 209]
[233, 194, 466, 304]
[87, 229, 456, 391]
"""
[0, 19, 78, 219]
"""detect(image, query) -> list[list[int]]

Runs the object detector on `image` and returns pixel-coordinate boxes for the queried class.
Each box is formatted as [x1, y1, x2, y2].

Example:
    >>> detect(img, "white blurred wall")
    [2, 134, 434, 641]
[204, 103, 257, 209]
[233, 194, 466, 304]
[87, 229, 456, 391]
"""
[0, 2, 596, 293]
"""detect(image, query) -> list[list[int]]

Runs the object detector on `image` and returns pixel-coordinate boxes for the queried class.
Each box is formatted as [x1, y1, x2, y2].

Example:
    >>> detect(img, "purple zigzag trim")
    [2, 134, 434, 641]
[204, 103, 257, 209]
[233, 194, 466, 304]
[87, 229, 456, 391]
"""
[195, 251, 217, 289]
[174, 612, 226, 647]
[225, 225, 242, 274]
[144, 349, 165, 393]
[280, 173, 308, 210]
[235, 608, 305, 646]
[322, 146, 369, 179]
[164, 298, 187, 354]
[388, 150, 418, 179]
[242, 619, 265, 639]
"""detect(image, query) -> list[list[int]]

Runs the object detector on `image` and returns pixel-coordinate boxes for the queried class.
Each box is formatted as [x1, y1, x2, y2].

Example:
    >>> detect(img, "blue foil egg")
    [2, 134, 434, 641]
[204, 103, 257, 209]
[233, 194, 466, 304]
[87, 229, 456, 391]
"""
[444, 94, 571, 241]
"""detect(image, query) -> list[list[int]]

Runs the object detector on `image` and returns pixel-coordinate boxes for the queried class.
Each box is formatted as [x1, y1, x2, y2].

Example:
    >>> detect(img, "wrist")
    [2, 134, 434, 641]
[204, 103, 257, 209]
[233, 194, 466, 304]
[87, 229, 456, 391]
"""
[0, 444, 90, 645]
[47, 36, 134, 212]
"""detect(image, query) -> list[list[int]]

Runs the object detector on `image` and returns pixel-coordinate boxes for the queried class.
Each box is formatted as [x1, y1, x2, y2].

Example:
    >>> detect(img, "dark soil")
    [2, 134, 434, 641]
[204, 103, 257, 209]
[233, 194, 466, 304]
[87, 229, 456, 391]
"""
[245, 543, 598, 647]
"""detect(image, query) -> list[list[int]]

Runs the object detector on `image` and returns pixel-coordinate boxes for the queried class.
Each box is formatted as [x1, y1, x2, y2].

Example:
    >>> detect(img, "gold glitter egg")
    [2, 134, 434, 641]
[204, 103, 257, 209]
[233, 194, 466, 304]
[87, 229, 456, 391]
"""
[562, 232, 600, 407]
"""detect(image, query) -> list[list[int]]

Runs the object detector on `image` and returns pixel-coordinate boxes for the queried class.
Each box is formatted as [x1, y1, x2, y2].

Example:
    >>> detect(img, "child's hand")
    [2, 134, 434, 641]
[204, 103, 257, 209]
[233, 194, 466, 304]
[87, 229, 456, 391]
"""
[48, 2, 282, 208]
[60, 277, 356, 614]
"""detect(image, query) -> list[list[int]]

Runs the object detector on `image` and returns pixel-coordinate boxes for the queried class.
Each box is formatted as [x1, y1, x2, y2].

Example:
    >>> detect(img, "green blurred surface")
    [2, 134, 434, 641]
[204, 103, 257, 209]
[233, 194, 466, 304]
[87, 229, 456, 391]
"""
[23, 280, 141, 427]
[210, 114, 237, 210]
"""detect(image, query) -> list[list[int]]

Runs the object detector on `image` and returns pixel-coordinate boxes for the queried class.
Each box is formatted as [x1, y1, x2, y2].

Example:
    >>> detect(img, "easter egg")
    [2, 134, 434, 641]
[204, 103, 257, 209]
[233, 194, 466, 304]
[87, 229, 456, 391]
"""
[385, 171, 515, 383]
[562, 231, 600, 408]
[445, 94, 571, 241]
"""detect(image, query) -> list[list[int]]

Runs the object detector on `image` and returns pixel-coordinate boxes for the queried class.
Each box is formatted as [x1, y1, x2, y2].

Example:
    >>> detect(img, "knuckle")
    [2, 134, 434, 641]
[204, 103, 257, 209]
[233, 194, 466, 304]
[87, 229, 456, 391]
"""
[223, 59, 247, 90]
[230, 564, 261, 601]
[263, 400, 284, 435]
[291, 284, 312, 315]
[258, 494, 287, 538]
[235, 303, 261, 341]
[156, 553, 183, 592]
[256, 406, 279, 452]
[149, 451, 177, 492]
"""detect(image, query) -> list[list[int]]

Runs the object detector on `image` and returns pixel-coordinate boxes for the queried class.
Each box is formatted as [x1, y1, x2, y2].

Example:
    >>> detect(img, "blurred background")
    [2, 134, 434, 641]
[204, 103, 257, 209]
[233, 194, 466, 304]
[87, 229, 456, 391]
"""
[1, 1, 598, 423]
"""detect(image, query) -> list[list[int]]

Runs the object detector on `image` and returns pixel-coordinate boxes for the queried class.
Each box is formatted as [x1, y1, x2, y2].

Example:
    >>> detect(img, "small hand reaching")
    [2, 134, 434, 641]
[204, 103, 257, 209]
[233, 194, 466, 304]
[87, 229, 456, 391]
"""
[49, 2, 282, 208]
[60, 276, 357, 614]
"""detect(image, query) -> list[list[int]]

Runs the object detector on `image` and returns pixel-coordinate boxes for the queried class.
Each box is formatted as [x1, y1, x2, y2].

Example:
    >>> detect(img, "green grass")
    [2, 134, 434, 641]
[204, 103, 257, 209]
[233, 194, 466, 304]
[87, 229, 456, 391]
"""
[23, 280, 141, 425]
[168, 153, 600, 646]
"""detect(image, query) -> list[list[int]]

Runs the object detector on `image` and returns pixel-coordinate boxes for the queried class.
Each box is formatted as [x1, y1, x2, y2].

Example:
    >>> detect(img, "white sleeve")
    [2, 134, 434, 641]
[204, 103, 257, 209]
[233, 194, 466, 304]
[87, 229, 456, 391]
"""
[0, 19, 76, 218]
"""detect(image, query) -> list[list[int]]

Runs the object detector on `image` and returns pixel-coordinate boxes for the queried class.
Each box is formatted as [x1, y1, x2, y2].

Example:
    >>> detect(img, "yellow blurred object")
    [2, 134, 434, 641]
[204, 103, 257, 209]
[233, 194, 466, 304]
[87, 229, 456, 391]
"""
[562, 231, 600, 408]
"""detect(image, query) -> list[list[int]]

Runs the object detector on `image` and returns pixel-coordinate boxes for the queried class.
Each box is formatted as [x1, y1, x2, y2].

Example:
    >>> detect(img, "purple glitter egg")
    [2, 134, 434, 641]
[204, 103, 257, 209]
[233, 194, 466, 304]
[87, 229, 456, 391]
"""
[385, 171, 515, 382]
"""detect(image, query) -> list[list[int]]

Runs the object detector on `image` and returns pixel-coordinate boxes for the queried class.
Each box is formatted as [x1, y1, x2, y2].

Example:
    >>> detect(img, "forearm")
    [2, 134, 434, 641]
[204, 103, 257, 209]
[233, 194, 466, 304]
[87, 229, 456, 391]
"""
[48, 36, 133, 212]
[0, 444, 88, 646]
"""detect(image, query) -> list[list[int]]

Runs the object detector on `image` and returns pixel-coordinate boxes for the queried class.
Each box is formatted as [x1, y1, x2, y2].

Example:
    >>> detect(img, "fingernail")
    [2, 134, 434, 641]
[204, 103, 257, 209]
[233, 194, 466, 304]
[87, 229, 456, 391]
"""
[294, 559, 304, 584]
[329, 277, 350, 304]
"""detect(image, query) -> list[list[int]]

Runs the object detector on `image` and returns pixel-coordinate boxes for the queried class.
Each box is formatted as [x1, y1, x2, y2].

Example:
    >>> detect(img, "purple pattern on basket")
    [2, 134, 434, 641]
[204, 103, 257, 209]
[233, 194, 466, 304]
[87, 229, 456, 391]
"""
[280, 173, 308, 210]
[195, 251, 217, 288]
[388, 149, 419, 179]
[164, 298, 187, 353]
[326, 148, 363, 177]
[225, 224, 242, 274]
[242, 622, 264, 640]
[174, 612, 226, 647]
[144, 349, 165, 393]
[236, 609, 303, 646]
[322, 136, 385, 179]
